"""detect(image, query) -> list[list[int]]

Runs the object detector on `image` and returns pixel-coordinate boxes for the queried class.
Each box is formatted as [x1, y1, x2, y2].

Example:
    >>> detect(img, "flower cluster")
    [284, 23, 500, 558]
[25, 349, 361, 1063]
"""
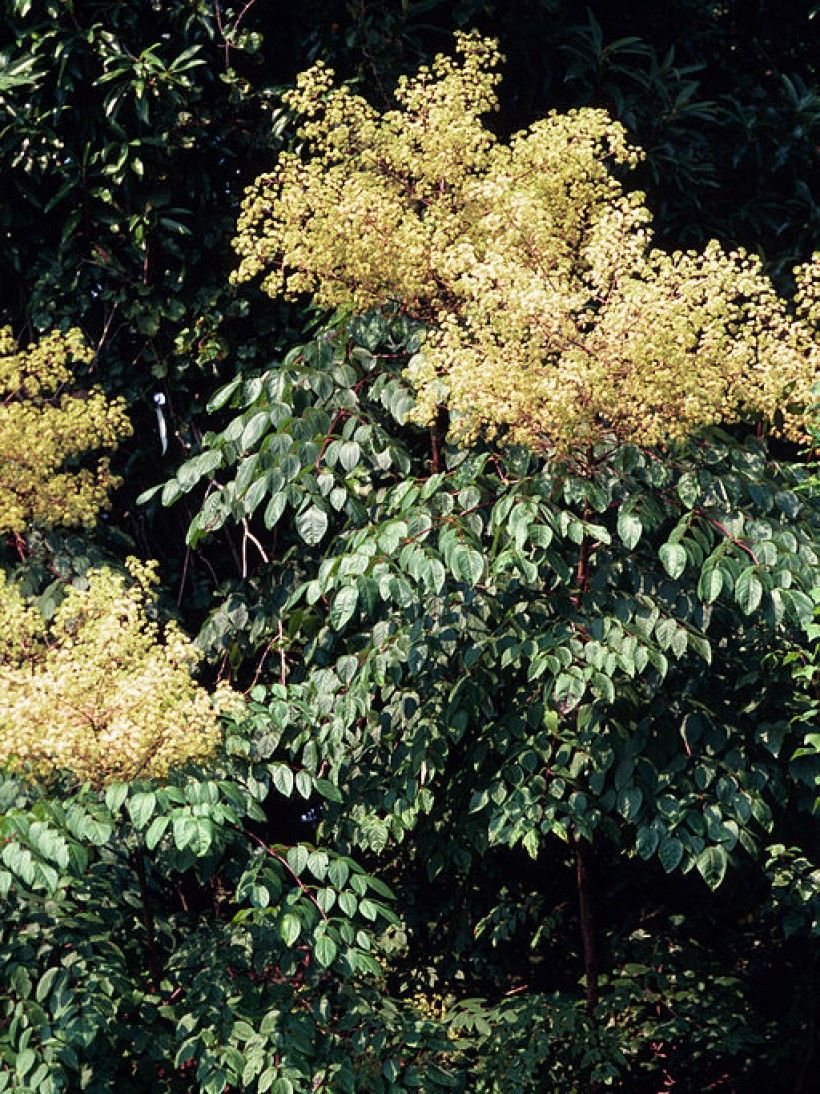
[0, 326, 132, 534]
[0, 571, 45, 662]
[794, 253, 820, 331]
[0, 561, 237, 786]
[233, 33, 817, 453]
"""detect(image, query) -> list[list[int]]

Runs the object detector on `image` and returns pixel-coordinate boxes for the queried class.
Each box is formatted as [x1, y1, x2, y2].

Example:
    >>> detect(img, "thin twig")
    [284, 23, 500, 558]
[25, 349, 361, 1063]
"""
[131, 849, 163, 990]
[315, 409, 346, 472]
[573, 834, 598, 1014]
[696, 509, 759, 564]
[176, 545, 191, 607]
[278, 619, 287, 686]
[241, 518, 270, 578]
[215, 0, 260, 69]
[245, 830, 328, 922]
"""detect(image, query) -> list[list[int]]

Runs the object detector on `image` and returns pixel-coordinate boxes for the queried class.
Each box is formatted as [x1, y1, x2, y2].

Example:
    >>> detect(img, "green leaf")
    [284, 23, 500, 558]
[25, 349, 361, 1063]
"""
[617, 785, 643, 821]
[591, 671, 615, 704]
[11, 965, 31, 998]
[128, 791, 156, 829]
[258, 1070, 276, 1094]
[751, 797, 773, 831]
[330, 586, 358, 630]
[104, 783, 128, 812]
[339, 440, 361, 471]
[264, 492, 288, 529]
[272, 765, 294, 798]
[287, 845, 308, 875]
[161, 479, 183, 507]
[315, 778, 343, 803]
[35, 967, 59, 1003]
[453, 546, 484, 586]
[240, 411, 270, 451]
[280, 912, 301, 946]
[359, 897, 378, 920]
[659, 543, 687, 579]
[783, 588, 815, 627]
[172, 814, 195, 851]
[136, 483, 163, 505]
[314, 934, 338, 967]
[233, 1020, 256, 1042]
[659, 836, 684, 873]
[617, 507, 642, 549]
[328, 859, 350, 889]
[636, 826, 659, 860]
[242, 474, 268, 515]
[15, 1049, 35, 1079]
[698, 565, 723, 603]
[522, 829, 540, 859]
[735, 567, 763, 615]
[697, 844, 728, 889]
[338, 890, 357, 916]
[655, 616, 677, 650]
[676, 472, 699, 508]
[687, 631, 712, 664]
[178, 449, 223, 488]
[172, 815, 212, 855]
[296, 504, 328, 545]
[307, 850, 328, 880]
[145, 816, 169, 850]
[295, 769, 312, 798]
[553, 671, 585, 712]
[316, 887, 336, 913]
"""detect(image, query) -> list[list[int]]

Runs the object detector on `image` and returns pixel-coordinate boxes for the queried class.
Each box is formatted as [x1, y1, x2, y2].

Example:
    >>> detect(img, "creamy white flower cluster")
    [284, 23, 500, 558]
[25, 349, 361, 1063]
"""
[233, 33, 817, 453]
[0, 561, 237, 786]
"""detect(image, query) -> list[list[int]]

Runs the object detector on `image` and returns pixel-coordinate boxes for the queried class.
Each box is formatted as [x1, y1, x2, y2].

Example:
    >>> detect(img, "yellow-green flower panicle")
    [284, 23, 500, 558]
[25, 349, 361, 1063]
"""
[0, 560, 239, 786]
[0, 327, 132, 534]
[232, 34, 818, 455]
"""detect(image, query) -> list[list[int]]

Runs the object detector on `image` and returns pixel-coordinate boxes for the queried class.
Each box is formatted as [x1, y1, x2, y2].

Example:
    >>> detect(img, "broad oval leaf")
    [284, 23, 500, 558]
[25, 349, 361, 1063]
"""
[659, 836, 684, 873]
[330, 585, 358, 630]
[313, 934, 338, 967]
[659, 543, 687, 580]
[617, 507, 642, 549]
[271, 764, 294, 798]
[697, 844, 728, 889]
[698, 565, 723, 603]
[280, 912, 301, 946]
[735, 567, 764, 615]
[296, 504, 328, 545]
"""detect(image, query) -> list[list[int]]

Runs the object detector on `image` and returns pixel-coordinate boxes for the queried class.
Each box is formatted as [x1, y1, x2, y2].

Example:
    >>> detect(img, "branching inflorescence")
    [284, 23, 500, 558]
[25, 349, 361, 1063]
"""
[0, 561, 237, 785]
[0, 326, 132, 534]
[0, 328, 234, 785]
[233, 32, 818, 454]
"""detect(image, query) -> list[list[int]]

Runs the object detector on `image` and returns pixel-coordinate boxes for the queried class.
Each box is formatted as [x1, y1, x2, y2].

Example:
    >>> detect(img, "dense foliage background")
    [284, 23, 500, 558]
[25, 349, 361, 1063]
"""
[1, 2, 817, 1091]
